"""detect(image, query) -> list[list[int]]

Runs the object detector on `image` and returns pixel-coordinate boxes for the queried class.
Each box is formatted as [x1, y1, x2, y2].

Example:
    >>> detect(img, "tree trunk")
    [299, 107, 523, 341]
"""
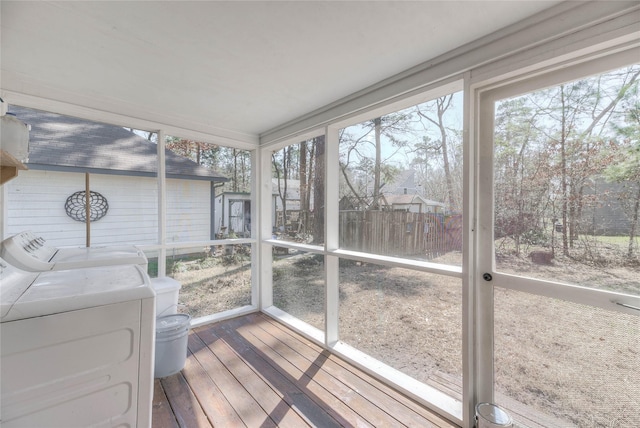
[628, 184, 640, 258]
[569, 180, 577, 248]
[299, 141, 308, 232]
[312, 136, 325, 244]
[281, 148, 289, 231]
[416, 95, 456, 210]
[372, 117, 382, 210]
[340, 163, 369, 209]
[560, 86, 569, 256]
[436, 97, 456, 211]
[272, 150, 289, 232]
[307, 143, 315, 228]
[233, 149, 238, 192]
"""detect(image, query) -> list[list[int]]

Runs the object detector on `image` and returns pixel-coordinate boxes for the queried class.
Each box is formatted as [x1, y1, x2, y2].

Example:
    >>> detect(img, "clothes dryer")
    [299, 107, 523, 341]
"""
[0, 258, 155, 428]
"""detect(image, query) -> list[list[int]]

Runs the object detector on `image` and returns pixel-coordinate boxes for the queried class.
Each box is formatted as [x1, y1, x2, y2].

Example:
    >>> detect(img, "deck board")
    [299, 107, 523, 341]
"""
[231, 317, 399, 426]
[152, 312, 580, 428]
[179, 345, 244, 427]
[215, 316, 367, 427]
[152, 312, 458, 428]
[152, 375, 179, 428]
[246, 312, 454, 428]
[195, 322, 326, 428]
[159, 370, 212, 428]
[187, 332, 275, 427]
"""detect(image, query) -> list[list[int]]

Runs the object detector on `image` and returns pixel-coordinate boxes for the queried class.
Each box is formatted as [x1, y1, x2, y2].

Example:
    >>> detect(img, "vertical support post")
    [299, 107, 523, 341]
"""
[462, 73, 476, 427]
[258, 145, 273, 309]
[85, 172, 91, 247]
[157, 130, 167, 278]
[476, 90, 497, 407]
[325, 125, 339, 346]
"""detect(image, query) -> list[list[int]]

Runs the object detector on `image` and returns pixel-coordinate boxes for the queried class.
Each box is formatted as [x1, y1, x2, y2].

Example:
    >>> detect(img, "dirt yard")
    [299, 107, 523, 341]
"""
[172, 246, 639, 428]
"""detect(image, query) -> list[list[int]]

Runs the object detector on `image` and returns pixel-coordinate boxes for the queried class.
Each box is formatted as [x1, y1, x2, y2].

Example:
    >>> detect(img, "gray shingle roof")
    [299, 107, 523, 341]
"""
[9, 106, 228, 182]
[384, 194, 446, 206]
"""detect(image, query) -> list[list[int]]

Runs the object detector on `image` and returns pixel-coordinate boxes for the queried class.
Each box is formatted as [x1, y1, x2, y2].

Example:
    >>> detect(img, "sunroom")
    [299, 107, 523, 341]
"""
[1, 2, 639, 427]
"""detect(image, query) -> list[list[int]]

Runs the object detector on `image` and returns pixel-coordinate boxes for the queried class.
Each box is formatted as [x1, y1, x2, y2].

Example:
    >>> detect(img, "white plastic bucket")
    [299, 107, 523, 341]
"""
[154, 314, 191, 378]
[476, 402, 513, 428]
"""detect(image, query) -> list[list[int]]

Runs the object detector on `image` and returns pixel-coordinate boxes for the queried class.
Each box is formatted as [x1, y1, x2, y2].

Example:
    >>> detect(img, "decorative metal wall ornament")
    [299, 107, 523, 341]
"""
[65, 190, 109, 222]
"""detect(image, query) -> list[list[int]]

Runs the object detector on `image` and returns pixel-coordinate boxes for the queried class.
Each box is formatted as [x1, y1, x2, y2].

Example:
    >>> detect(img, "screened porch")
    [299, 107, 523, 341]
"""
[2, 2, 639, 428]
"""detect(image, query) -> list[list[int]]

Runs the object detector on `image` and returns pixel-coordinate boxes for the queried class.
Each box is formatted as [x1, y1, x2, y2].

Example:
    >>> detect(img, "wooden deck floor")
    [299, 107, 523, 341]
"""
[152, 312, 459, 428]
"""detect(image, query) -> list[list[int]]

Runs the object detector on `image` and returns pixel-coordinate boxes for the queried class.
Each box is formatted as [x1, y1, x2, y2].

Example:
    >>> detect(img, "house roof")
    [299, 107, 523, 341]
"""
[384, 194, 446, 207]
[385, 170, 418, 195]
[271, 178, 301, 198]
[368, 170, 420, 196]
[10, 106, 228, 182]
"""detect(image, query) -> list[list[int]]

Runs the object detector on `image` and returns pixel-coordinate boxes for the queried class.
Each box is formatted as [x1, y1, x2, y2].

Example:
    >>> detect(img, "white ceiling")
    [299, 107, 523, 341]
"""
[1, 1, 562, 140]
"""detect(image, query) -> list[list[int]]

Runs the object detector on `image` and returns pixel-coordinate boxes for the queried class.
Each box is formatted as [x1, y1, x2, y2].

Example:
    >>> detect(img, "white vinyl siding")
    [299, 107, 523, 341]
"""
[166, 179, 211, 243]
[6, 170, 210, 247]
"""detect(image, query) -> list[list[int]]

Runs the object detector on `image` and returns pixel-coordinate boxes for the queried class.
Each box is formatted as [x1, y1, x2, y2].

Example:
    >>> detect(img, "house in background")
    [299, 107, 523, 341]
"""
[3, 106, 227, 247]
[382, 169, 423, 196]
[382, 193, 447, 214]
[214, 178, 312, 237]
[213, 191, 251, 238]
[582, 177, 637, 236]
[217, 169, 450, 235]
[356, 169, 450, 213]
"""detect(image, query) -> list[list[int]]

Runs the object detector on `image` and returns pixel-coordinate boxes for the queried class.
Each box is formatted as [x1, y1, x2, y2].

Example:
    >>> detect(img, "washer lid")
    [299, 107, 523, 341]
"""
[2, 264, 154, 322]
[0, 258, 38, 320]
[51, 245, 148, 270]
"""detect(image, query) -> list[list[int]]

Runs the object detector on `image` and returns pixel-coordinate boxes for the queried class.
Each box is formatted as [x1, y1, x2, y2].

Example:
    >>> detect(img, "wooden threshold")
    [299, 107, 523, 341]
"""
[152, 312, 459, 427]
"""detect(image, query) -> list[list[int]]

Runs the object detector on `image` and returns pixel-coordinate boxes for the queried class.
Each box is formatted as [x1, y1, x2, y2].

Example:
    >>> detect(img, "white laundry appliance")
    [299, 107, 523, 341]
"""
[1, 230, 148, 272]
[0, 257, 155, 428]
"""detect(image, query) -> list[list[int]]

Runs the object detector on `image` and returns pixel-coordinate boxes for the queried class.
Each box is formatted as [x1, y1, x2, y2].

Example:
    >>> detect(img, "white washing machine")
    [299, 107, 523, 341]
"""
[0, 257, 155, 428]
[1, 231, 148, 272]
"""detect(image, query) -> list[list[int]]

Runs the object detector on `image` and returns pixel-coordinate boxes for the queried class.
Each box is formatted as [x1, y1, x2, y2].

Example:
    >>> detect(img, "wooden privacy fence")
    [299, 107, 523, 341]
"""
[339, 211, 462, 259]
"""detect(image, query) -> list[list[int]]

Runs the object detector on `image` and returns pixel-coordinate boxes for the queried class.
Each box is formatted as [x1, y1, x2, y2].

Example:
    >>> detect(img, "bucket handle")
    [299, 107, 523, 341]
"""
[157, 303, 185, 317]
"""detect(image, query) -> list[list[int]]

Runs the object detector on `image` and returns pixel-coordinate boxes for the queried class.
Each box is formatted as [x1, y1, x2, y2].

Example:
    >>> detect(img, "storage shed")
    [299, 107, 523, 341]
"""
[3, 106, 227, 247]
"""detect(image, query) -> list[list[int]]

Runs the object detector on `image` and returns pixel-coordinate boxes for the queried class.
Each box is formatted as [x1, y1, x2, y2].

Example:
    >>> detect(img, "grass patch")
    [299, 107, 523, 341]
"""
[589, 235, 639, 245]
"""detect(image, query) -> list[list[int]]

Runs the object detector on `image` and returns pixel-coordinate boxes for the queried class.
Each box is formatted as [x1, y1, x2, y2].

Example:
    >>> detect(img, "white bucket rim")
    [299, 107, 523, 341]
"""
[156, 313, 191, 334]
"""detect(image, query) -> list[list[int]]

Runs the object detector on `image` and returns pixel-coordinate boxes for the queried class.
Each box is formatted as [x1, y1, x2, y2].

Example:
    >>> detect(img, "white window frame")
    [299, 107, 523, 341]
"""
[260, 80, 468, 424]
[473, 46, 640, 410]
[258, 19, 640, 428]
[153, 134, 259, 328]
